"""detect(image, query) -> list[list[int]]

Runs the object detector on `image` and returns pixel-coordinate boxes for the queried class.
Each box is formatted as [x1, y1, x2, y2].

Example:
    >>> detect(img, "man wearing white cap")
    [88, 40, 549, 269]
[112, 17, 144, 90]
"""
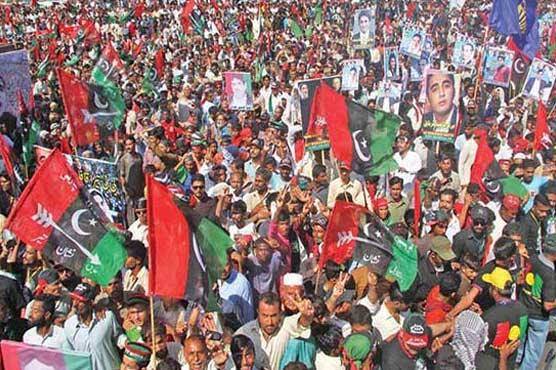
[280, 273, 304, 316]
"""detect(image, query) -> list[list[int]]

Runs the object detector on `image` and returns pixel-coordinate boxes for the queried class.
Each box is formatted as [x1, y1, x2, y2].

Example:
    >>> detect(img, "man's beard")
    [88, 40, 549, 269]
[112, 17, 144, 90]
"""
[155, 348, 168, 360]
[31, 317, 48, 329]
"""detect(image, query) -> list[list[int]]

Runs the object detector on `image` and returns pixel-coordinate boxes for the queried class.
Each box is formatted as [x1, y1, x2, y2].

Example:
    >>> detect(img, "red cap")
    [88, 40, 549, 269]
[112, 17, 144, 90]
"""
[338, 161, 352, 171]
[373, 197, 388, 209]
[502, 194, 521, 212]
[513, 138, 529, 153]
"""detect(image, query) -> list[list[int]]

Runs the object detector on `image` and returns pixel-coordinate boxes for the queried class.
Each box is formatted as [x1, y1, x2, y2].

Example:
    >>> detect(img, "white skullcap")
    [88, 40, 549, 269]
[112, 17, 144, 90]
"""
[282, 273, 303, 287]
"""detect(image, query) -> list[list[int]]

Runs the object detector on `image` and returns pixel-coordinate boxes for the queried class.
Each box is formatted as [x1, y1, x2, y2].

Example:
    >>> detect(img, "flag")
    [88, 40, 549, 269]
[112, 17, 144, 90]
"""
[0, 135, 14, 178]
[313, 83, 400, 176]
[350, 213, 395, 275]
[490, 0, 539, 59]
[147, 175, 208, 302]
[134, 2, 145, 18]
[78, 19, 101, 46]
[470, 128, 495, 190]
[289, 19, 303, 38]
[92, 43, 124, 84]
[385, 234, 419, 291]
[534, 101, 551, 151]
[1, 340, 92, 370]
[180, 0, 195, 33]
[319, 201, 368, 267]
[508, 38, 531, 93]
[154, 49, 165, 77]
[5, 150, 127, 285]
[22, 120, 40, 166]
[57, 69, 123, 146]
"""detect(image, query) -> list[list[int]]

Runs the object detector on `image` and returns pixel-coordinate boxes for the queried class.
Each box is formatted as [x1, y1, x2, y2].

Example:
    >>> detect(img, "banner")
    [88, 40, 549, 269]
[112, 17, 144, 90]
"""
[522, 58, 556, 104]
[0, 49, 32, 124]
[420, 69, 461, 142]
[483, 47, 514, 88]
[224, 71, 253, 111]
[452, 35, 477, 69]
[409, 35, 433, 81]
[1, 340, 92, 370]
[351, 8, 376, 49]
[73, 156, 126, 224]
[400, 26, 425, 59]
[291, 75, 341, 151]
[341, 59, 364, 91]
[374, 81, 402, 115]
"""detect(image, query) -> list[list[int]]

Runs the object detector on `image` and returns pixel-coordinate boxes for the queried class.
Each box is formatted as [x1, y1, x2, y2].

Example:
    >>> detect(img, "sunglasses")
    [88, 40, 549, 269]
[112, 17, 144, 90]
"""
[135, 210, 147, 215]
[473, 219, 487, 226]
[192, 185, 204, 190]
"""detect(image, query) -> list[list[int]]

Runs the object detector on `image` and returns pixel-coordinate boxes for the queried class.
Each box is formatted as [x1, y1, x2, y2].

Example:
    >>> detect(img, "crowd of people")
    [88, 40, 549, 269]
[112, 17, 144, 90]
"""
[0, 0, 555, 369]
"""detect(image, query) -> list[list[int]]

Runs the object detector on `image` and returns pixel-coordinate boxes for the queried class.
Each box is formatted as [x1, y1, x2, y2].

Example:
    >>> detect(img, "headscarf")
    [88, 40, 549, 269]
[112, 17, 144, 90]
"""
[450, 310, 489, 370]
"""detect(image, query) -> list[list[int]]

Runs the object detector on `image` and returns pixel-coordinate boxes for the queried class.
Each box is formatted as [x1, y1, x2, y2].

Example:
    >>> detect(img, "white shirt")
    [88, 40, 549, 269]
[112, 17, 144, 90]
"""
[123, 266, 149, 294]
[314, 351, 343, 370]
[128, 219, 149, 248]
[23, 325, 67, 349]
[393, 151, 422, 195]
[327, 177, 366, 209]
[373, 302, 404, 340]
[357, 295, 380, 315]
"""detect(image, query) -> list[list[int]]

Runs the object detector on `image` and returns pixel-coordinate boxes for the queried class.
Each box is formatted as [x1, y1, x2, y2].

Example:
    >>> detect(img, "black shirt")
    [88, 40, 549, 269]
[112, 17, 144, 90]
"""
[434, 344, 464, 370]
[519, 254, 556, 320]
[452, 229, 486, 260]
[519, 211, 542, 254]
[0, 273, 26, 319]
[380, 335, 431, 370]
[476, 299, 528, 370]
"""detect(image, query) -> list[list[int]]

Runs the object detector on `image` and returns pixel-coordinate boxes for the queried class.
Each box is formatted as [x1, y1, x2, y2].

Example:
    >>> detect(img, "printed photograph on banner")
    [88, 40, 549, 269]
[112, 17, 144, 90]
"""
[420, 69, 461, 142]
[291, 76, 341, 151]
[351, 8, 376, 49]
[522, 58, 556, 104]
[384, 47, 400, 80]
[409, 35, 433, 81]
[374, 81, 402, 114]
[452, 35, 477, 69]
[0, 49, 32, 126]
[341, 59, 363, 91]
[483, 47, 514, 88]
[224, 71, 253, 110]
[400, 27, 425, 59]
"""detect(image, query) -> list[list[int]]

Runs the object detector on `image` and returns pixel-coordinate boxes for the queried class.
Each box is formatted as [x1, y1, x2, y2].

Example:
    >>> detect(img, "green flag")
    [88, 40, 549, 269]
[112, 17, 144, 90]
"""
[386, 236, 418, 292]
[289, 19, 303, 38]
[36, 58, 50, 78]
[90, 67, 125, 131]
[368, 109, 401, 176]
[314, 5, 323, 25]
[196, 218, 233, 287]
[22, 120, 40, 166]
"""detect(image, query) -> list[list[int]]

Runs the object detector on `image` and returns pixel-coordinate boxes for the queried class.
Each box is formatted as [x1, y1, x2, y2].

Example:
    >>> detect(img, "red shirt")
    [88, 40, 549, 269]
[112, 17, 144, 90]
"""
[424, 285, 453, 325]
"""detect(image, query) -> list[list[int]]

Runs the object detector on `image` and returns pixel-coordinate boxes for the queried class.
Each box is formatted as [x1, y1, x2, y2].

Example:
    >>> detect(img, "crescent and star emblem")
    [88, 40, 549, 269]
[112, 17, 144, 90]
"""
[352, 130, 371, 162]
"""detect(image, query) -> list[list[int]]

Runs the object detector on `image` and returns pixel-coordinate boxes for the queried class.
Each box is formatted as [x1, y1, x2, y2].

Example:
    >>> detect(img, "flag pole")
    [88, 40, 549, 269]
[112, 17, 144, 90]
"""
[473, 25, 490, 99]
[149, 295, 157, 369]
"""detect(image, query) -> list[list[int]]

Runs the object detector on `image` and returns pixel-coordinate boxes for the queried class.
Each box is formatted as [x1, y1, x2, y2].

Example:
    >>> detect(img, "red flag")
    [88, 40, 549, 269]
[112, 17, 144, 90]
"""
[0, 135, 14, 178]
[147, 175, 207, 300]
[319, 201, 368, 268]
[308, 83, 350, 163]
[534, 101, 551, 151]
[155, 49, 165, 77]
[180, 0, 195, 33]
[79, 19, 101, 45]
[56, 69, 99, 146]
[59, 24, 80, 39]
[134, 2, 145, 18]
[17, 90, 27, 115]
[470, 128, 494, 191]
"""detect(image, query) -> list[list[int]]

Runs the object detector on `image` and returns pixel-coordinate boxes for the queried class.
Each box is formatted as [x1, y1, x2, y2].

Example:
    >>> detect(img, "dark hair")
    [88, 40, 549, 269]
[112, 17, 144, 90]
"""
[438, 271, 461, 296]
[313, 324, 343, 356]
[190, 173, 205, 184]
[258, 291, 281, 307]
[231, 335, 255, 368]
[283, 362, 308, 370]
[389, 282, 407, 303]
[502, 222, 522, 239]
[426, 73, 454, 95]
[493, 237, 517, 261]
[335, 192, 354, 203]
[277, 209, 290, 223]
[324, 260, 342, 280]
[461, 253, 481, 271]
[389, 176, 403, 187]
[156, 358, 182, 370]
[231, 200, 247, 214]
[521, 158, 538, 169]
[439, 188, 458, 202]
[34, 294, 56, 318]
[349, 305, 373, 328]
[255, 167, 272, 182]
[125, 135, 136, 143]
[534, 193, 551, 207]
[312, 164, 327, 179]
[357, 10, 371, 23]
[142, 323, 167, 343]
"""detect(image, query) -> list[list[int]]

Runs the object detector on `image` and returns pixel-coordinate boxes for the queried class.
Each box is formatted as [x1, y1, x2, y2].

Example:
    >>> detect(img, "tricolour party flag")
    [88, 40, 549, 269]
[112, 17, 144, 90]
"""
[22, 120, 40, 166]
[147, 175, 208, 303]
[311, 83, 400, 176]
[92, 43, 124, 84]
[57, 68, 124, 146]
[534, 100, 552, 151]
[489, 0, 539, 59]
[1, 340, 92, 370]
[319, 201, 418, 291]
[5, 149, 127, 285]
[180, 0, 196, 33]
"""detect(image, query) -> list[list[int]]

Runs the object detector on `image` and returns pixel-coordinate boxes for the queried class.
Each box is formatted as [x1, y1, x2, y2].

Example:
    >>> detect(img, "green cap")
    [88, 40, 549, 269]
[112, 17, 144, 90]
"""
[343, 333, 373, 369]
[430, 236, 456, 261]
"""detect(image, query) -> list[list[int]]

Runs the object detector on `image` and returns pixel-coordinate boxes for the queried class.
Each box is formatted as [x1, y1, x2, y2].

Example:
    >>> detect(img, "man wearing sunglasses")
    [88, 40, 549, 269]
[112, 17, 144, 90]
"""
[453, 205, 492, 262]
[128, 198, 148, 248]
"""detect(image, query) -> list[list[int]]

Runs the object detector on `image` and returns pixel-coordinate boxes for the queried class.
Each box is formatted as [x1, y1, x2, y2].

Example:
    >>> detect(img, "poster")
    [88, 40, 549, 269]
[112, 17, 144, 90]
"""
[452, 35, 477, 69]
[0, 49, 32, 125]
[483, 47, 514, 88]
[409, 35, 433, 82]
[351, 8, 376, 49]
[291, 75, 341, 151]
[521, 58, 556, 104]
[224, 71, 253, 110]
[400, 26, 425, 59]
[341, 59, 364, 91]
[375, 81, 402, 114]
[383, 47, 400, 80]
[420, 69, 461, 142]
[1, 340, 92, 370]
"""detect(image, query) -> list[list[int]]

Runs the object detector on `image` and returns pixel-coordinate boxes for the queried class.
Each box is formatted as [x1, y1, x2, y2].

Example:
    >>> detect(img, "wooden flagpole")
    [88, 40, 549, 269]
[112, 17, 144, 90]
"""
[149, 295, 157, 369]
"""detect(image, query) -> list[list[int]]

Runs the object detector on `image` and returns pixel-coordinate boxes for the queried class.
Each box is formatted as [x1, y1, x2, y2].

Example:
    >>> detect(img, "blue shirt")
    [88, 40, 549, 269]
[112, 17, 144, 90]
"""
[219, 270, 255, 325]
[64, 310, 124, 370]
[523, 176, 548, 213]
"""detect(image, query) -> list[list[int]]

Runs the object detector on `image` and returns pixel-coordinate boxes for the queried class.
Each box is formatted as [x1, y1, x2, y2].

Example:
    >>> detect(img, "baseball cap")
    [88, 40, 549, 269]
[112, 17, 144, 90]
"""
[338, 161, 352, 171]
[401, 314, 430, 349]
[430, 236, 456, 261]
[126, 294, 149, 308]
[70, 283, 97, 302]
[310, 213, 328, 228]
[502, 194, 521, 212]
[343, 333, 374, 369]
[426, 210, 449, 226]
[37, 269, 59, 285]
[373, 197, 388, 209]
[482, 267, 513, 291]
[250, 138, 264, 149]
[279, 158, 292, 169]
[469, 205, 489, 222]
